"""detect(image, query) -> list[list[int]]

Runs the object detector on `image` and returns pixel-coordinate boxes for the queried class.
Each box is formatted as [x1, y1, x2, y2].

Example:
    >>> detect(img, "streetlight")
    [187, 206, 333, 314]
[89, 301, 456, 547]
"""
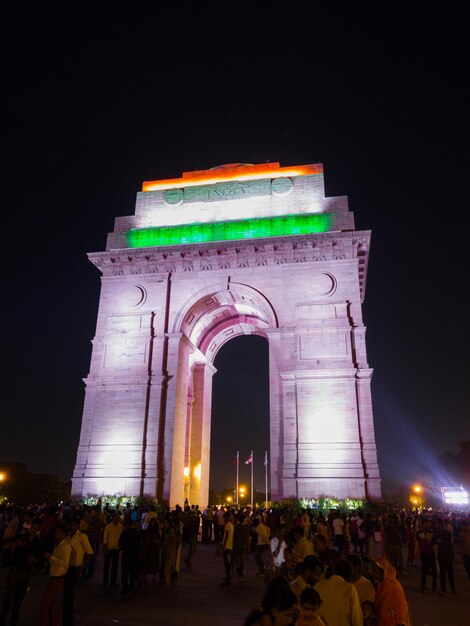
[0, 472, 6, 503]
[411, 484, 423, 509]
[183, 467, 190, 503]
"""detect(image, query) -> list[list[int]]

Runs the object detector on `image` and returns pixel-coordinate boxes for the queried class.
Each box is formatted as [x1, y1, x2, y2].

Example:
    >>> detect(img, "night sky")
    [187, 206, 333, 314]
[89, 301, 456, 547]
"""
[2, 3, 469, 498]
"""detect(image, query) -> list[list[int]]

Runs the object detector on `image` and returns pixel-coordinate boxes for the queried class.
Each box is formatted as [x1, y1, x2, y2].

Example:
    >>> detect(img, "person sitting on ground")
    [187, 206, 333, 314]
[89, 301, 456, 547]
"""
[245, 576, 299, 626]
[296, 587, 326, 626]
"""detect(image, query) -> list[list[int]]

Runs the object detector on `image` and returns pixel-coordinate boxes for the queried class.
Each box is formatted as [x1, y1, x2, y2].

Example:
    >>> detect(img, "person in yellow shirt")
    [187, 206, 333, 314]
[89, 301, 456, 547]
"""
[347, 554, 376, 606]
[102, 514, 123, 587]
[290, 555, 323, 602]
[40, 524, 72, 626]
[293, 527, 314, 564]
[63, 518, 93, 625]
[314, 560, 363, 626]
[253, 518, 271, 576]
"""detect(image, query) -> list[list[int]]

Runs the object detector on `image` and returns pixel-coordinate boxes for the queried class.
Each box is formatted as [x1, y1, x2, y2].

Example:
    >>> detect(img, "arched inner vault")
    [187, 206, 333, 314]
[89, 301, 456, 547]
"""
[169, 283, 278, 507]
[178, 283, 278, 361]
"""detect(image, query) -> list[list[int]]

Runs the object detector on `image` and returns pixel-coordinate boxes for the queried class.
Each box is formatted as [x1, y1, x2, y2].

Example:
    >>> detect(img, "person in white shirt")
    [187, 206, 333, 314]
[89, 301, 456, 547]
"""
[40, 524, 72, 626]
[220, 513, 234, 586]
[270, 527, 287, 570]
[332, 513, 345, 553]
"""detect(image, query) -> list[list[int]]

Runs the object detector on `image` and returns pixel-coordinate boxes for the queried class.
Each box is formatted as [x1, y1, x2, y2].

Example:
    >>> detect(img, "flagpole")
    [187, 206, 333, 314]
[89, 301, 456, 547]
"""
[236, 450, 239, 505]
[251, 450, 254, 509]
[265, 450, 268, 509]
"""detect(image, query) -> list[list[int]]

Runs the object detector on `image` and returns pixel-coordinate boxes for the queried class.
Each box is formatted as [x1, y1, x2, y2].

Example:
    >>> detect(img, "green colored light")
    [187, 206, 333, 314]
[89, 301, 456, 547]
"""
[127, 213, 331, 248]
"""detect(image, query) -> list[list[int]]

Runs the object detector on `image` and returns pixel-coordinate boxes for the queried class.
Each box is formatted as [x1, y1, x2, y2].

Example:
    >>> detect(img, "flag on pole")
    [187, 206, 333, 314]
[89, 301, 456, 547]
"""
[234, 452, 239, 465]
[245, 452, 253, 464]
[264, 451, 268, 466]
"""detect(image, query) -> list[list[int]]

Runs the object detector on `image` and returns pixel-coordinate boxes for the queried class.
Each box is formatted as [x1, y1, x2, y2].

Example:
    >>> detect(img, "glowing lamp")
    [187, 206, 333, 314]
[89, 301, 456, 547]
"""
[194, 464, 201, 480]
[183, 467, 190, 478]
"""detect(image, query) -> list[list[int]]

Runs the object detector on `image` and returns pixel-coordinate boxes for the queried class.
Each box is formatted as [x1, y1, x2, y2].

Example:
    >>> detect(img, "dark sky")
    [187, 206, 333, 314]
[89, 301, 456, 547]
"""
[2, 3, 469, 498]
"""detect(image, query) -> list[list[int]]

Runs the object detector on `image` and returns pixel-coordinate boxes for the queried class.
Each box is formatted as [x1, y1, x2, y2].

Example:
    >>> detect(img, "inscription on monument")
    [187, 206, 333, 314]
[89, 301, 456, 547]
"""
[163, 178, 292, 205]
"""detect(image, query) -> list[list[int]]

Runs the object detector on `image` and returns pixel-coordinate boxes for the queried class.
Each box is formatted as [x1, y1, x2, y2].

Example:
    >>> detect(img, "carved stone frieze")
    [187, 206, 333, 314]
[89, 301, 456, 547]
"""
[88, 230, 370, 297]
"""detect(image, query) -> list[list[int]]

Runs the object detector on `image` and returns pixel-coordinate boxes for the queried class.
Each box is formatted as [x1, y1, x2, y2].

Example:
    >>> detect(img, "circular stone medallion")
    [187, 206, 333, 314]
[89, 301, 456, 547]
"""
[308, 273, 336, 297]
[121, 285, 147, 308]
[271, 177, 293, 196]
[163, 188, 184, 205]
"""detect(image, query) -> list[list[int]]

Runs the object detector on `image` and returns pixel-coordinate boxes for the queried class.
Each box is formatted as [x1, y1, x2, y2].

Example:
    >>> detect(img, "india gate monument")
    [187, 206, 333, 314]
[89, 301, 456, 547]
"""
[72, 162, 382, 505]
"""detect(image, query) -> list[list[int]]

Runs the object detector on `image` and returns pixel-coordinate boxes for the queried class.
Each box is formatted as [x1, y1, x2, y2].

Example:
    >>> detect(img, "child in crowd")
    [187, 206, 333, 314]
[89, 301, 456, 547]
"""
[362, 600, 377, 626]
[278, 547, 296, 583]
[296, 588, 325, 626]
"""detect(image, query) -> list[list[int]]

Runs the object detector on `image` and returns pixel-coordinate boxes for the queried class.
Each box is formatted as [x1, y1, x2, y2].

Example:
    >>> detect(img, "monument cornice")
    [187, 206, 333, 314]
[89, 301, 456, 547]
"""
[88, 229, 370, 299]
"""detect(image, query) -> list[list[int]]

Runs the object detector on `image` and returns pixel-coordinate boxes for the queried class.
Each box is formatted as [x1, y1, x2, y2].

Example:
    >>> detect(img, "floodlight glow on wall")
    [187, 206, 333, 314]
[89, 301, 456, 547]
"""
[127, 213, 331, 248]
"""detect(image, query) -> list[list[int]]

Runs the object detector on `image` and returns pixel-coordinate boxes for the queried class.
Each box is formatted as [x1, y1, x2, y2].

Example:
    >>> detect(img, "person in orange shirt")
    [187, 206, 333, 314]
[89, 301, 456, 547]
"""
[372, 558, 410, 626]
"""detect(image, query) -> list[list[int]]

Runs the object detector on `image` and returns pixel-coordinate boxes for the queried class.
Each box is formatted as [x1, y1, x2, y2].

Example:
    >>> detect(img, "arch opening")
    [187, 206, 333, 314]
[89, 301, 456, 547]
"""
[176, 286, 276, 507]
[209, 334, 270, 506]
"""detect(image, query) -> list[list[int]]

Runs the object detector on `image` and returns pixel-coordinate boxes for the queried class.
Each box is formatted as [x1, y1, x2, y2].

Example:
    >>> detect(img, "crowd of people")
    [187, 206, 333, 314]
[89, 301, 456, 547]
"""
[0, 500, 469, 625]
[240, 507, 470, 625]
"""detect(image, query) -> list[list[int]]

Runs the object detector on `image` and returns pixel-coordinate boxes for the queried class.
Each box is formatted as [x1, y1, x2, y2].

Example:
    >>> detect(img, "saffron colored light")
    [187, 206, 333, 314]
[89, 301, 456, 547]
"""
[127, 213, 331, 248]
[142, 162, 323, 192]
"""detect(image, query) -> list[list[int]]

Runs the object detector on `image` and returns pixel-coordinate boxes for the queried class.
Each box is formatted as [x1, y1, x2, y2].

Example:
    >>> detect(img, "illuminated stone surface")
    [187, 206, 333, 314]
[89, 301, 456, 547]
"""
[72, 162, 381, 504]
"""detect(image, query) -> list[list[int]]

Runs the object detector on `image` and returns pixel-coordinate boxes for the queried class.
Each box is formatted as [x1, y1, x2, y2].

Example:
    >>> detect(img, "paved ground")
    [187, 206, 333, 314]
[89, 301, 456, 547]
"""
[1, 543, 469, 625]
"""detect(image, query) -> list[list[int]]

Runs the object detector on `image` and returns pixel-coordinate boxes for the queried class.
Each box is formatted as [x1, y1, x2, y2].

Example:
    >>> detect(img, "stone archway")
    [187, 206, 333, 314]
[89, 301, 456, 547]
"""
[71, 162, 382, 505]
[164, 283, 277, 506]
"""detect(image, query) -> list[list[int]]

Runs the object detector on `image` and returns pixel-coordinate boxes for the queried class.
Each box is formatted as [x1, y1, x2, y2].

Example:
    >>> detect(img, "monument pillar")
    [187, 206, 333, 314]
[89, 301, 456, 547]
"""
[188, 361, 216, 507]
